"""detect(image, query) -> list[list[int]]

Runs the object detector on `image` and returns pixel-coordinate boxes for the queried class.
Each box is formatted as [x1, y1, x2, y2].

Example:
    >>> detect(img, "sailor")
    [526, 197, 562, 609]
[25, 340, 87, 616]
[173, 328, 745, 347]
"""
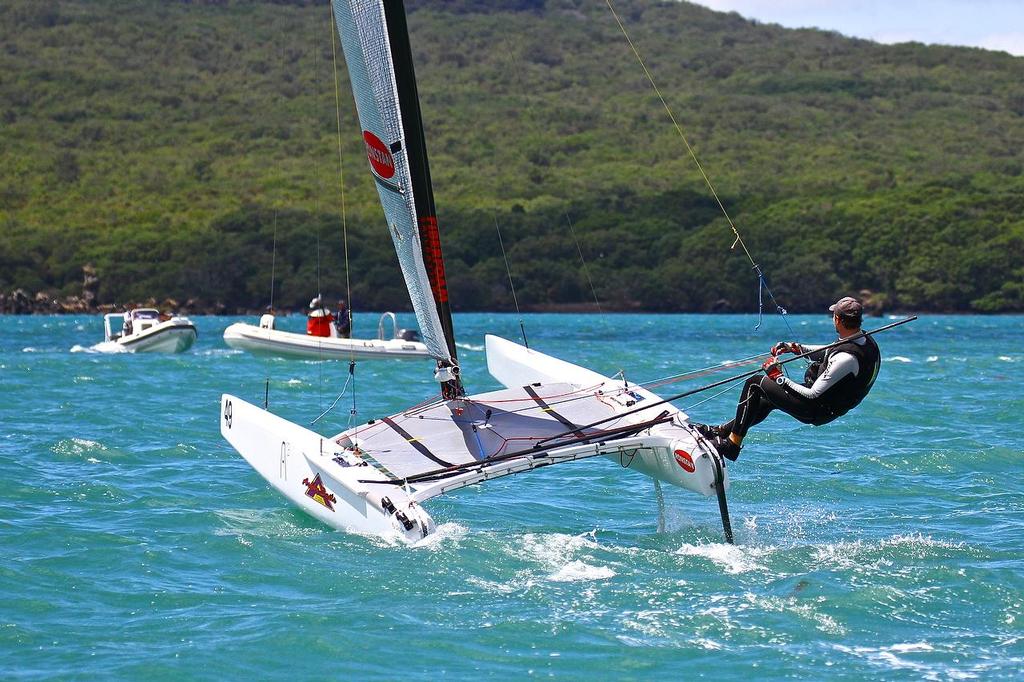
[306, 296, 335, 337]
[259, 305, 276, 330]
[334, 299, 351, 339]
[693, 296, 881, 461]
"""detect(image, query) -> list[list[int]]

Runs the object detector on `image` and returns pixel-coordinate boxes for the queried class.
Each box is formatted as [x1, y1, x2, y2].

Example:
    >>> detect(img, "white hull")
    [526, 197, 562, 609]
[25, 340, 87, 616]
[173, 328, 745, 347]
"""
[223, 323, 430, 361]
[484, 335, 725, 496]
[118, 320, 196, 353]
[221, 336, 727, 542]
[220, 395, 434, 543]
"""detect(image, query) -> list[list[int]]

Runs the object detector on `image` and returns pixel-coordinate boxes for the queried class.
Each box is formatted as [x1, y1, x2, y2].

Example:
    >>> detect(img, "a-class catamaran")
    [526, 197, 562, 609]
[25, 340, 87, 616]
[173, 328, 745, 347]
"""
[220, 0, 730, 543]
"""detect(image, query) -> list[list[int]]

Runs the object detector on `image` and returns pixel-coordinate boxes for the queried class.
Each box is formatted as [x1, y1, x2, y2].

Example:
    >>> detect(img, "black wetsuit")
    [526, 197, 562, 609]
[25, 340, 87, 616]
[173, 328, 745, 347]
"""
[724, 334, 881, 438]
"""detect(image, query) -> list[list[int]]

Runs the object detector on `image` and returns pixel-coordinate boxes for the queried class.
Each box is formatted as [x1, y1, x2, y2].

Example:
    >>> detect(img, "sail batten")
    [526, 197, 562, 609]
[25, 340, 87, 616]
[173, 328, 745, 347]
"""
[332, 0, 459, 378]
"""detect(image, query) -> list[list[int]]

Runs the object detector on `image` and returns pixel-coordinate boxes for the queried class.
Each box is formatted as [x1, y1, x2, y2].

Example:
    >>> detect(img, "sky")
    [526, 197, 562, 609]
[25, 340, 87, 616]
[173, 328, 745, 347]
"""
[689, 0, 1024, 56]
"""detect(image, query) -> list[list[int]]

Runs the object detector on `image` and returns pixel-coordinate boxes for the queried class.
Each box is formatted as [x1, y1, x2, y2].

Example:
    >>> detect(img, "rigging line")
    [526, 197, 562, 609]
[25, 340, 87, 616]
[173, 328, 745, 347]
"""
[534, 316, 918, 448]
[565, 213, 603, 316]
[266, 210, 279, 410]
[269, 211, 278, 311]
[682, 375, 748, 412]
[604, 0, 795, 336]
[310, 364, 355, 426]
[640, 353, 766, 390]
[365, 412, 675, 487]
[329, 4, 357, 422]
[329, 5, 353, 342]
[494, 216, 529, 348]
[394, 385, 611, 423]
[305, 5, 327, 408]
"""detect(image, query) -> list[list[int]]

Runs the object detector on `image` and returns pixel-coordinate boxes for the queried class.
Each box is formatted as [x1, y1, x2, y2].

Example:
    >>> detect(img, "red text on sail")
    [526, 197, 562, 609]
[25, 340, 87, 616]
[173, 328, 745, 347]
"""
[363, 130, 396, 179]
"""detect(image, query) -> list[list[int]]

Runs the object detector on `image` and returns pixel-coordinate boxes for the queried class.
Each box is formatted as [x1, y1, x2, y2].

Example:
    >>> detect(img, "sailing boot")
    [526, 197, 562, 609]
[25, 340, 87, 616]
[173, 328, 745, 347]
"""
[710, 435, 742, 462]
[690, 422, 727, 440]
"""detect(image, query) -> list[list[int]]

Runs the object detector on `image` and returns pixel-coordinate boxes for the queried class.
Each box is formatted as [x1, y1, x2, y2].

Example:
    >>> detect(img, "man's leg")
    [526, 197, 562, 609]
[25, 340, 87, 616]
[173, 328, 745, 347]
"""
[713, 376, 819, 460]
[726, 376, 820, 438]
[724, 375, 776, 440]
[704, 376, 775, 460]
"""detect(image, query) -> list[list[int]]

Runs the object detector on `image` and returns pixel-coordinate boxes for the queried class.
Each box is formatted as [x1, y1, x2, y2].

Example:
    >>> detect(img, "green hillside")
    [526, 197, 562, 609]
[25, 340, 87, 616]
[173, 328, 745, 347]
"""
[2, 0, 1023, 313]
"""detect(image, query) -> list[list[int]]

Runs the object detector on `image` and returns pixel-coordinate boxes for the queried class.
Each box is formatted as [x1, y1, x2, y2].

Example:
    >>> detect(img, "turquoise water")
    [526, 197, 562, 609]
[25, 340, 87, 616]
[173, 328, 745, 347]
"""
[2, 312, 1022, 679]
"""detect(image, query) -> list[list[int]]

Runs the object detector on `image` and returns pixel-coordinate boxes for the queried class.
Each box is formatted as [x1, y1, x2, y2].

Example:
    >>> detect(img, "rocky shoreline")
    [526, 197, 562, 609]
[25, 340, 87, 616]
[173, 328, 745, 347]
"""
[0, 265, 257, 316]
[2, 266, 891, 317]
[0, 289, 241, 316]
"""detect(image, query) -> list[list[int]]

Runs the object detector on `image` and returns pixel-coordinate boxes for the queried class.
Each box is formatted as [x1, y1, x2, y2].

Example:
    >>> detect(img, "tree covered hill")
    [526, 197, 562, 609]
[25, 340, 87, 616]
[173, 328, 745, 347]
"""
[2, 0, 1022, 313]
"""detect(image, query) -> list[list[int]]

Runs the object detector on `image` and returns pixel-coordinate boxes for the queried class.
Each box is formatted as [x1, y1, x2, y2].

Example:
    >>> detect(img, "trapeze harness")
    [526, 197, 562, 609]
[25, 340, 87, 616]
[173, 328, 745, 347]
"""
[728, 335, 881, 437]
[802, 335, 881, 421]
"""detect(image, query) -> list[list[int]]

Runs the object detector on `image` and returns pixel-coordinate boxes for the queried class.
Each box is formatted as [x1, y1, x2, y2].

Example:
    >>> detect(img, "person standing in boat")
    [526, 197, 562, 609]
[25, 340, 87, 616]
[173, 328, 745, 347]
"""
[693, 296, 881, 461]
[306, 296, 335, 337]
[259, 305, 276, 330]
[334, 299, 351, 339]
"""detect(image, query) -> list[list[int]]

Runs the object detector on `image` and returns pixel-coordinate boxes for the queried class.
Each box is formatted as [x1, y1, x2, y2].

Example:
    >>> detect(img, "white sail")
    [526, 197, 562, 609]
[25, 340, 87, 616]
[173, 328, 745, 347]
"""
[332, 0, 452, 363]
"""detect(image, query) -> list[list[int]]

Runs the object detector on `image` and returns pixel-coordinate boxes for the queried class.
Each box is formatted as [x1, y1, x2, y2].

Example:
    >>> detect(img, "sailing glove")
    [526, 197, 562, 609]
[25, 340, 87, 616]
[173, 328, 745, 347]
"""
[761, 357, 783, 381]
[771, 341, 802, 356]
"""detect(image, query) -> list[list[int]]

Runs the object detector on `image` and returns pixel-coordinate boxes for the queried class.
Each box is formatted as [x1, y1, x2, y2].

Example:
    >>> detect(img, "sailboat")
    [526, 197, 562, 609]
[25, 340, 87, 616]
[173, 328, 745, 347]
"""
[220, 0, 730, 543]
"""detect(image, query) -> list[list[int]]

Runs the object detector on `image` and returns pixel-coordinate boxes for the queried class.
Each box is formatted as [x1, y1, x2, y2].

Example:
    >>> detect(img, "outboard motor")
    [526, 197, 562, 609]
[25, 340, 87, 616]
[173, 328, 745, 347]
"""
[398, 328, 421, 342]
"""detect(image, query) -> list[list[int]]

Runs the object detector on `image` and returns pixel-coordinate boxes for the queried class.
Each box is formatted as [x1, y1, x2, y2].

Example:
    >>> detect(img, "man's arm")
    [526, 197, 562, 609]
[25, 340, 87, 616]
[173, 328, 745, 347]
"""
[772, 341, 827, 362]
[778, 351, 859, 399]
[799, 343, 828, 362]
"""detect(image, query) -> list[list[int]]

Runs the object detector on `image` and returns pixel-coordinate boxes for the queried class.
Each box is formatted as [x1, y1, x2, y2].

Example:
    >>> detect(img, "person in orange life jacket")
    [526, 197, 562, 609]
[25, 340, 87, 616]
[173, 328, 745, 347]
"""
[692, 296, 881, 461]
[306, 296, 335, 337]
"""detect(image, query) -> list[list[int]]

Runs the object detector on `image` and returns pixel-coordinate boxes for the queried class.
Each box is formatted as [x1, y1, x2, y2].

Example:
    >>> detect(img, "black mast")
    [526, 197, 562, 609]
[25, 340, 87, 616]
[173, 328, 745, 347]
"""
[382, 0, 462, 398]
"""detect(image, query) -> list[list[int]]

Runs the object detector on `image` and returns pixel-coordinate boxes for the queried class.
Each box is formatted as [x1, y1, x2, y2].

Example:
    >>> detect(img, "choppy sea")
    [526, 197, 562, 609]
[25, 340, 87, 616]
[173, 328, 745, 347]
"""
[1, 312, 1022, 679]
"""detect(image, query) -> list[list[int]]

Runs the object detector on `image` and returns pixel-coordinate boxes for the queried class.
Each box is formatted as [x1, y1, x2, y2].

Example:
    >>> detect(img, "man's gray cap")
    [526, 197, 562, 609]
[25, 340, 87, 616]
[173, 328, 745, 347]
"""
[829, 296, 863, 318]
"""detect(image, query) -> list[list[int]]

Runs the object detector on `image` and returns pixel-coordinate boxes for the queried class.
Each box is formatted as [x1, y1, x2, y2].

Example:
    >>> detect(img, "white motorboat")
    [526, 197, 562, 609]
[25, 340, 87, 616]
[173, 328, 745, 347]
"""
[103, 309, 197, 353]
[222, 311, 430, 361]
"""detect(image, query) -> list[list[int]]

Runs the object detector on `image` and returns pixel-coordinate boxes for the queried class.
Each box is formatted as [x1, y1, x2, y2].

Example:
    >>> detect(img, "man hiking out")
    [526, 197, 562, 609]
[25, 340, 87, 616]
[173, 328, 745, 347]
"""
[693, 296, 881, 461]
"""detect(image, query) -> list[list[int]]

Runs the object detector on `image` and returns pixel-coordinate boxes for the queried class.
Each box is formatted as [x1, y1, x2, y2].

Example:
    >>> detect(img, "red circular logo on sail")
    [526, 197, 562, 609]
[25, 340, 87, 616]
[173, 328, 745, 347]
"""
[674, 449, 695, 473]
[363, 130, 395, 179]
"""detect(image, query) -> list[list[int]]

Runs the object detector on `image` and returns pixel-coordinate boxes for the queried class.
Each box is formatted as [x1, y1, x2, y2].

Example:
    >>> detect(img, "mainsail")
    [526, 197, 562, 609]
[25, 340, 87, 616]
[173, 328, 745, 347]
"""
[332, 0, 461, 394]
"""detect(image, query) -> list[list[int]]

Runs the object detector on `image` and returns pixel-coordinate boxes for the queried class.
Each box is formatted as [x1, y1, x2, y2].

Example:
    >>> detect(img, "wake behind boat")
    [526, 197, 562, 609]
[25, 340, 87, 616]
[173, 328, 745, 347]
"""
[103, 308, 196, 353]
[223, 311, 430, 361]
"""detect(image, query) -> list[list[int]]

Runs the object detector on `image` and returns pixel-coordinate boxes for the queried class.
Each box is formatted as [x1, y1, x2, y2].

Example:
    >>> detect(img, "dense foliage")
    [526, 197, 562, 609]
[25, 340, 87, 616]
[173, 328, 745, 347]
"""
[2, 0, 1022, 313]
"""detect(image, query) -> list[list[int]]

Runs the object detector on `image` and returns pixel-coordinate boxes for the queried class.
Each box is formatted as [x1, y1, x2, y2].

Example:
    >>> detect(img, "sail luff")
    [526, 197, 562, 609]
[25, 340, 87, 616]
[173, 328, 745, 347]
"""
[381, 1, 460, 370]
[331, 0, 462, 394]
